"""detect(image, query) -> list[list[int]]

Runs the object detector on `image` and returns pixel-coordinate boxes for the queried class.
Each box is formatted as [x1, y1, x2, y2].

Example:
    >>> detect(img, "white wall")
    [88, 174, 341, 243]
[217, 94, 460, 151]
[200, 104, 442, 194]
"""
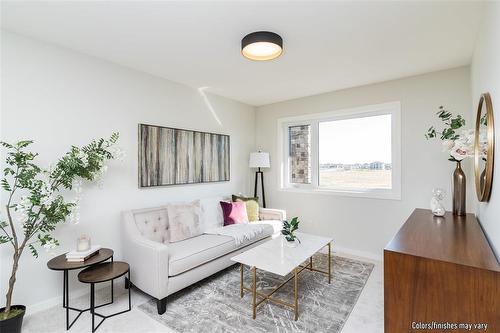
[471, 2, 500, 258]
[256, 67, 472, 258]
[0, 32, 256, 309]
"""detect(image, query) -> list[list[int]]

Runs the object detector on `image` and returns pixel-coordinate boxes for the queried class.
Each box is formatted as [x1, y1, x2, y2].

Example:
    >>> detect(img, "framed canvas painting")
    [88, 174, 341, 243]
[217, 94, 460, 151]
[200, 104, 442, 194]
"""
[138, 124, 230, 187]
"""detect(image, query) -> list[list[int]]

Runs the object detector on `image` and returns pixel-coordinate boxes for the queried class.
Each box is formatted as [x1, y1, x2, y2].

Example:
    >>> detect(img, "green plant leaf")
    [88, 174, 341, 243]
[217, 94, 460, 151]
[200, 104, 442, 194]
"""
[16, 140, 34, 149]
[0, 235, 11, 244]
[28, 244, 38, 258]
[450, 115, 465, 129]
[1, 179, 11, 191]
[0, 142, 14, 149]
[427, 106, 466, 144]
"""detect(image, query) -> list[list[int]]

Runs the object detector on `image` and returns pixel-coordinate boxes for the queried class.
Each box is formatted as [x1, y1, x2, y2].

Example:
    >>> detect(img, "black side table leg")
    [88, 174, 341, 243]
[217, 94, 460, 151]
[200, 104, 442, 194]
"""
[128, 271, 131, 311]
[64, 270, 69, 330]
[90, 283, 95, 333]
[111, 256, 114, 303]
[63, 270, 88, 330]
[78, 263, 131, 332]
[63, 270, 66, 308]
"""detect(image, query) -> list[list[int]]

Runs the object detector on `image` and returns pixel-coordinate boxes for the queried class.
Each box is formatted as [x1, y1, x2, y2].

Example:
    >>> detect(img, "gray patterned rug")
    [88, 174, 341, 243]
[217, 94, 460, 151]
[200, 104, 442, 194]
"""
[138, 254, 374, 333]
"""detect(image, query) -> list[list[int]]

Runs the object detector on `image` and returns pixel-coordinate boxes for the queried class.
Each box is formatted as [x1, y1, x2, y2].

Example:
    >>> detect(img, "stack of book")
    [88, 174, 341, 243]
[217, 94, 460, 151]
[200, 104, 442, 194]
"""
[66, 245, 101, 262]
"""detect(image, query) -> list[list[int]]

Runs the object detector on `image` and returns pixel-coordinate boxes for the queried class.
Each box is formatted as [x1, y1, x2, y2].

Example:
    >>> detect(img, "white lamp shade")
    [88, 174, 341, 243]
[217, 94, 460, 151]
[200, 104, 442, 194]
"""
[249, 152, 270, 168]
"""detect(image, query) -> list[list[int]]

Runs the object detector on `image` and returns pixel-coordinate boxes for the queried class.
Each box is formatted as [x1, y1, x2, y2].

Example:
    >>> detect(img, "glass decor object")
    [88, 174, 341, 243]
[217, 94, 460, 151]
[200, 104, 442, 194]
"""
[76, 235, 91, 252]
[430, 188, 446, 217]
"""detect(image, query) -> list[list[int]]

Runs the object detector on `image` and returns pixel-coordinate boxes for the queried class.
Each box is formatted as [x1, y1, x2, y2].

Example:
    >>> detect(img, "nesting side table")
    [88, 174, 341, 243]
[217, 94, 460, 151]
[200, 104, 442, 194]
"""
[78, 262, 131, 333]
[47, 248, 114, 330]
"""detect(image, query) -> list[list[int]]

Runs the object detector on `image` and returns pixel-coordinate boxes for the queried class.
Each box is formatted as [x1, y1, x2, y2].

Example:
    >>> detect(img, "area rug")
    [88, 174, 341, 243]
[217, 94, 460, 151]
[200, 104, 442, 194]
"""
[138, 253, 374, 333]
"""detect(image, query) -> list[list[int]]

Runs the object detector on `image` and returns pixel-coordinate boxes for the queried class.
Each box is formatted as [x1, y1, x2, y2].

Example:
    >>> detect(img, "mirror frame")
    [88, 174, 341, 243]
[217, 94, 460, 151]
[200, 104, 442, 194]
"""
[474, 92, 495, 202]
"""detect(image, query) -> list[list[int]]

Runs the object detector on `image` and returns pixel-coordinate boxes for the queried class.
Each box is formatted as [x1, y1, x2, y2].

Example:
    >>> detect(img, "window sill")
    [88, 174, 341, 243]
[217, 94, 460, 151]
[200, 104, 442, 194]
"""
[278, 187, 401, 201]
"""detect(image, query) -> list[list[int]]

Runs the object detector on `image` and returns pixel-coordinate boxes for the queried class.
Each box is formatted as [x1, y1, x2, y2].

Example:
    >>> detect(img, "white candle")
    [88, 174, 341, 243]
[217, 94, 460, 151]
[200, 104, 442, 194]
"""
[77, 235, 91, 252]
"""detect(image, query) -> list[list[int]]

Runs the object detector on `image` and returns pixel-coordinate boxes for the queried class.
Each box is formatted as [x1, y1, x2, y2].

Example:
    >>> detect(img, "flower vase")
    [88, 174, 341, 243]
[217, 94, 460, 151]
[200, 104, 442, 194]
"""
[452, 161, 466, 216]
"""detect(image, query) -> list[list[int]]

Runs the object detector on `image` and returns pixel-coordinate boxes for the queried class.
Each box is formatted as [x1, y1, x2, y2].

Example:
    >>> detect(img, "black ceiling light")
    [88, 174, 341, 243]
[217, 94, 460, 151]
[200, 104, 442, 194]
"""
[241, 31, 283, 61]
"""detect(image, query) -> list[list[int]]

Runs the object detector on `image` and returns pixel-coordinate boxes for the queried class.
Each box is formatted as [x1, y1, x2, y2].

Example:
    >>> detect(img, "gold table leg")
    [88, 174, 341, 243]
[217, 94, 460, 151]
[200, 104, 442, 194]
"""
[328, 242, 332, 284]
[240, 264, 244, 298]
[252, 266, 257, 319]
[294, 267, 299, 321]
[241, 242, 332, 321]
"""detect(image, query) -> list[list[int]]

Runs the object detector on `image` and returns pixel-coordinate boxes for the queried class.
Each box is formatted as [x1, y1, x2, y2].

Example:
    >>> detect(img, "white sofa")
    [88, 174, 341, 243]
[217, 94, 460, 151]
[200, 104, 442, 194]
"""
[121, 197, 286, 314]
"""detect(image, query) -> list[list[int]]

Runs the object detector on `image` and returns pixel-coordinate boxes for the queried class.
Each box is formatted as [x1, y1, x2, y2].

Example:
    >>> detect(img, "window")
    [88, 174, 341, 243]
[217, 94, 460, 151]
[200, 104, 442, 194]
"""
[278, 102, 401, 200]
[319, 114, 392, 189]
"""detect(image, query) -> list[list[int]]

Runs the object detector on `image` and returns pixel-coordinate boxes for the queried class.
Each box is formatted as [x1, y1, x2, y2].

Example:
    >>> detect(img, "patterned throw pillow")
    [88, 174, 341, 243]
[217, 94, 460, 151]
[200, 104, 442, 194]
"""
[167, 200, 203, 242]
[232, 195, 260, 222]
[220, 201, 249, 225]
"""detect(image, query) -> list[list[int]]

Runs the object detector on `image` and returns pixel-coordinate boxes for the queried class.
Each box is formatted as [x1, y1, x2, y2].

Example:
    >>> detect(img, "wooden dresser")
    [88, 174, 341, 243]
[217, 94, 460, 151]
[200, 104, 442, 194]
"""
[384, 209, 500, 332]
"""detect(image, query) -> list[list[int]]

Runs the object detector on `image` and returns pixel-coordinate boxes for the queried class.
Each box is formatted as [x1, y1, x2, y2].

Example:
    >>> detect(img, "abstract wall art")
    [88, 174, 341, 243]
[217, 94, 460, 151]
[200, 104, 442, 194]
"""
[138, 124, 230, 187]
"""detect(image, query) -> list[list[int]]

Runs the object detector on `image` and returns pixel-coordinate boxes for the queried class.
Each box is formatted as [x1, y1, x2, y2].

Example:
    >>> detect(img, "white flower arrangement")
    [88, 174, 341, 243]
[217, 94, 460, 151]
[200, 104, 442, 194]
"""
[447, 129, 475, 162]
[426, 106, 474, 163]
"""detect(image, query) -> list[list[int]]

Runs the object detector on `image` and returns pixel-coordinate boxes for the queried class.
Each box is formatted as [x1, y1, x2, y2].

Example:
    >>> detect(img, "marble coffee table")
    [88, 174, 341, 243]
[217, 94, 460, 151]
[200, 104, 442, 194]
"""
[231, 232, 333, 321]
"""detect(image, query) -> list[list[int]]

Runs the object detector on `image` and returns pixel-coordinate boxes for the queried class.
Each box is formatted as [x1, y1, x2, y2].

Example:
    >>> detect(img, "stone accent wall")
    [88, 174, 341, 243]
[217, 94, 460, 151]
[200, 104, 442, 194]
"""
[289, 125, 311, 184]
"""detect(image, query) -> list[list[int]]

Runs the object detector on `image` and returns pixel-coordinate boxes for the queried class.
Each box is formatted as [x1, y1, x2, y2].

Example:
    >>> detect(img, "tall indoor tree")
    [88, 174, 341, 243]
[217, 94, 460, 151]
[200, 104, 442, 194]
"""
[0, 133, 121, 320]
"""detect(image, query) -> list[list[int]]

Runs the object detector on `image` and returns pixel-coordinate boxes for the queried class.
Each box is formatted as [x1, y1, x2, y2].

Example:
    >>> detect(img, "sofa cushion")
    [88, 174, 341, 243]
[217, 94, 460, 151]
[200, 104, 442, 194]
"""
[168, 226, 273, 276]
[168, 234, 235, 276]
[133, 208, 170, 244]
[167, 200, 203, 243]
[232, 195, 260, 221]
[220, 201, 249, 225]
[199, 196, 224, 231]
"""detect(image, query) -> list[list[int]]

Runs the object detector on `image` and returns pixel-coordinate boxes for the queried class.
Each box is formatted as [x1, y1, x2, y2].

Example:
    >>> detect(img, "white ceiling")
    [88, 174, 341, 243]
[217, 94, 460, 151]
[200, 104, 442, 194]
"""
[1, 1, 485, 106]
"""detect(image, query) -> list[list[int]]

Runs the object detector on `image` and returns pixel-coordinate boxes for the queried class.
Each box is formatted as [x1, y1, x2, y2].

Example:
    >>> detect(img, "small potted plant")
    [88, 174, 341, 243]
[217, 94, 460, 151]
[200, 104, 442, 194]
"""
[281, 217, 301, 247]
[0, 134, 121, 333]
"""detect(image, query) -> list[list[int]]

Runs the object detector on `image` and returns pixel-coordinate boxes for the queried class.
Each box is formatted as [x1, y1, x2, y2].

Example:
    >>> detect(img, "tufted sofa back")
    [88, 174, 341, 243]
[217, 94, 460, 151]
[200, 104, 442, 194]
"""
[128, 196, 229, 245]
[132, 207, 170, 244]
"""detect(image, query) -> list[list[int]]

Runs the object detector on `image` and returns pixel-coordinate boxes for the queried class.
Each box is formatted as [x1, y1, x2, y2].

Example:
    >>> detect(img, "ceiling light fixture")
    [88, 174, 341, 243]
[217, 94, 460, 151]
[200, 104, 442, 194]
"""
[241, 31, 283, 61]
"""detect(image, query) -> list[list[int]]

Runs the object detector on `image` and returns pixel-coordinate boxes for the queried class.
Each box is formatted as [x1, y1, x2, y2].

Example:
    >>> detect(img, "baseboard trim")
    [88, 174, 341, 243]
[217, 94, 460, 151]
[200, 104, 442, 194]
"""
[320, 244, 383, 262]
[25, 282, 110, 317]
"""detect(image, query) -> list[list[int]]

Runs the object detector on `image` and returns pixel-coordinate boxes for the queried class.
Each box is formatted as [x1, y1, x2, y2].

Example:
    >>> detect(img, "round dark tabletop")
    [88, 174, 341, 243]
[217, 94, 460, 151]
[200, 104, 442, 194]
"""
[78, 262, 129, 284]
[47, 248, 114, 271]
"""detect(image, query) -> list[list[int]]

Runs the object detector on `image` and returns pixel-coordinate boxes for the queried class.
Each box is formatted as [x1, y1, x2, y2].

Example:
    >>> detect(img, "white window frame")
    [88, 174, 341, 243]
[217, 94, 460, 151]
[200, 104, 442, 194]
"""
[277, 101, 401, 200]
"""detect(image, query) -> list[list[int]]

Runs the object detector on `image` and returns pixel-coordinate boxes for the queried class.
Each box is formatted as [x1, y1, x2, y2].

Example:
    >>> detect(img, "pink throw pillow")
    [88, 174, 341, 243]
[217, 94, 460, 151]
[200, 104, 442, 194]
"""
[220, 201, 249, 226]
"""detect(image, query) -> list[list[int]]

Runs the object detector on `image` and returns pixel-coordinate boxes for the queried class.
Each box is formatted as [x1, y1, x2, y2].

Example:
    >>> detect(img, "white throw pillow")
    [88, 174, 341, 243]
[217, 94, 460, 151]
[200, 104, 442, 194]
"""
[167, 200, 202, 242]
[199, 196, 225, 231]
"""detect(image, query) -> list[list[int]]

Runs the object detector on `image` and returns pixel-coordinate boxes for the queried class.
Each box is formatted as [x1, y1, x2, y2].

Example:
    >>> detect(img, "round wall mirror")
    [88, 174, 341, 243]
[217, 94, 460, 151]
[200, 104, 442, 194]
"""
[474, 92, 495, 202]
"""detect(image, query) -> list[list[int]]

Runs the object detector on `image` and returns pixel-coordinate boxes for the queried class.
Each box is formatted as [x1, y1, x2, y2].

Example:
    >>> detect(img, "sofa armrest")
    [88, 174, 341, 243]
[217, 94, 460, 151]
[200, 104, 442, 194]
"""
[259, 208, 286, 221]
[121, 211, 169, 300]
